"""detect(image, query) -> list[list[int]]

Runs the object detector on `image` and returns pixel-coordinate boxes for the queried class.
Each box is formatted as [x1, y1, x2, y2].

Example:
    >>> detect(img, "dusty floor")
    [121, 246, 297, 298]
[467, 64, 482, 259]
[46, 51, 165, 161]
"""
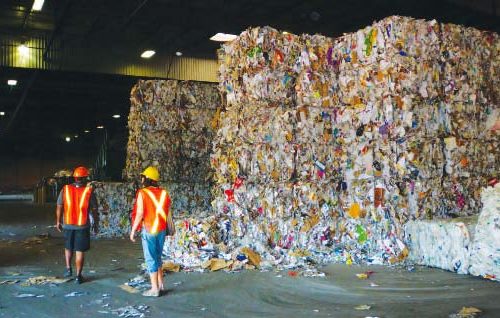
[0, 202, 499, 318]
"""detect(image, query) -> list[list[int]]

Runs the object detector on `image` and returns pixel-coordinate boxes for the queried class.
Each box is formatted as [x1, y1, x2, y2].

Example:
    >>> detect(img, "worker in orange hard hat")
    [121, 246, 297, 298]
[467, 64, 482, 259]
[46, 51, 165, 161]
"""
[55, 166, 99, 284]
[130, 166, 175, 297]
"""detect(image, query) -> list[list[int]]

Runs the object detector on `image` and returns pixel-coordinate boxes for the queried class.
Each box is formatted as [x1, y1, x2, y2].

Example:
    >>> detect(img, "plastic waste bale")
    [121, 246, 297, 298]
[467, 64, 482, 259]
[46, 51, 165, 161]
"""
[468, 184, 500, 281]
[404, 217, 476, 274]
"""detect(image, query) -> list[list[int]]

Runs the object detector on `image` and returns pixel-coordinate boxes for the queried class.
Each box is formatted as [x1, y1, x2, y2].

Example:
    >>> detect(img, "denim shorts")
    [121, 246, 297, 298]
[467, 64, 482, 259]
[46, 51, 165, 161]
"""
[141, 230, 166, 273]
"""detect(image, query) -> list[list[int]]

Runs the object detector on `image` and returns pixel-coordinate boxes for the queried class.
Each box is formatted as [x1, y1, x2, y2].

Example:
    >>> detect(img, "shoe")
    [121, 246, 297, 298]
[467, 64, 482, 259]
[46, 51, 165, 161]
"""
[64, 268, 72, 278]
[142, 289, 160, 297]
[75, 275, 84, 284]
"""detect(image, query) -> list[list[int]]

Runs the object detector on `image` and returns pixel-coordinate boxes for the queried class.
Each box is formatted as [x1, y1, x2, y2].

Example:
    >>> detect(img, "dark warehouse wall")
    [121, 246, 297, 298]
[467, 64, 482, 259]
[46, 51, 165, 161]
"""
[0, 155, 91, 193]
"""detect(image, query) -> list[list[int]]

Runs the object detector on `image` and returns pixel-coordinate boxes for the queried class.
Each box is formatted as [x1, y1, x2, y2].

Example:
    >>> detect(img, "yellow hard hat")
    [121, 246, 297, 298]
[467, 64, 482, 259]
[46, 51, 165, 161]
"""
[141, 166, 160, 181]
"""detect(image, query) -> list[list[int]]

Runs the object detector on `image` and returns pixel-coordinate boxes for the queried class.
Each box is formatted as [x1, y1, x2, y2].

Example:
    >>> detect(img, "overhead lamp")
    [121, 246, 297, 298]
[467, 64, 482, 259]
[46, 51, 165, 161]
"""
[18, 44, 29, 57]
[96, 125, 104, 129]
[112, 114, 120, 119]
[32, 0, 44, 11]
[175, 51, 183, 56]
[7, 80, 17, 86]
[84, 130, 90, 133]
[0, 112, 5, 116]
[141, 50, 155, 58]
[74, 135, 79, 138]
[65, 137, 71, 142]
[210, 33, 238, 42]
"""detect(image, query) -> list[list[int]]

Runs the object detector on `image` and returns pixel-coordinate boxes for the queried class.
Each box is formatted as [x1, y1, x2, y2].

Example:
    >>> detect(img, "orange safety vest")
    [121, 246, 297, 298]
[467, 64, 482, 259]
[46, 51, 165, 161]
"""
[133, 187, 170, 234]
[63, 184, 92, 226]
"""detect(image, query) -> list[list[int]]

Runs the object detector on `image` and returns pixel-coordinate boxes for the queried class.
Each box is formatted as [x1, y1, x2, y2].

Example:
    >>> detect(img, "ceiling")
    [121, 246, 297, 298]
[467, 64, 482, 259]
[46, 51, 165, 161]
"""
[0, 0, 498, 159]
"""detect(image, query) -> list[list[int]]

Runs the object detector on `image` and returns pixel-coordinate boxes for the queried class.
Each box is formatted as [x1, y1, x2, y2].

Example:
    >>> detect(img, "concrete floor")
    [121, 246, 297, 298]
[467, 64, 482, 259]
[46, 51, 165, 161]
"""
[0, 202, 499, 318]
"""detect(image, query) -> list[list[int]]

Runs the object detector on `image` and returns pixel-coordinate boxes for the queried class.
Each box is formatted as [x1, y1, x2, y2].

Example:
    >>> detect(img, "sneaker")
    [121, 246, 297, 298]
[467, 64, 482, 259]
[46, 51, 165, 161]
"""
[142, 289, 160, 297]
[64, 268, 72, 278]
[75, 275, 84, 284]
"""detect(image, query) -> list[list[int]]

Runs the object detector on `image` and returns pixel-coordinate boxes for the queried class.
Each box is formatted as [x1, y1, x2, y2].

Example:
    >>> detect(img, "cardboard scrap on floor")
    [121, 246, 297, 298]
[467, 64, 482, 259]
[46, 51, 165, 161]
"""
[21, 276, 71, 286]
[162, 261, 181, 273]
[449, 307, 482, 318]
[120, 284, 140, 294]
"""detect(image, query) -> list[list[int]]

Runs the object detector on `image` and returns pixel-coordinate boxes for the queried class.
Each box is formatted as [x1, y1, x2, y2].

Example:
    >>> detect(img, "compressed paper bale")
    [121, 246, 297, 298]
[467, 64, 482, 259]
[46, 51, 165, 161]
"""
[178, 81, 220, 109]
[233, 142, 296, 183]
[92, 182, 136, 237]
[179, 108, 217, 133]
[162, 182, 212, 216]
[236, 104, 296, 145]
[218, 26, 302, 107]
[473, 138, 500, 176]
[404, 217, 476, 274]
[469, 184, 500, 281]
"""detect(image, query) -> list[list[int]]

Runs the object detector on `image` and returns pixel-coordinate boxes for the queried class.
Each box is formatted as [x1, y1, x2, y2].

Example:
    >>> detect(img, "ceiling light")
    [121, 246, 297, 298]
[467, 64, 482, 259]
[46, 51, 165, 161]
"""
[96, 125, 104, 129]
[32, 0, 44, 11]
[0, 112, 5, 116]
[84, 130, 90, 133]
[175, 51, 183, 56]
[65, 137, 71, 142]
[141, 50, 155, 58]
[18, 44, 29, 57]
[112, 114, 120, 119]
[210, 33, 238, 42]
[7, 80, 17, 86]
[74, 135, 79, 138]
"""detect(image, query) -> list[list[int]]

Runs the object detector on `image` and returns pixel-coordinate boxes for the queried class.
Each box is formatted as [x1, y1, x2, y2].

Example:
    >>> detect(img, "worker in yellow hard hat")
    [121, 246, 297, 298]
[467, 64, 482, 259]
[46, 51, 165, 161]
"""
[55, 166, 99, 284]
[130, 166, 175, 297]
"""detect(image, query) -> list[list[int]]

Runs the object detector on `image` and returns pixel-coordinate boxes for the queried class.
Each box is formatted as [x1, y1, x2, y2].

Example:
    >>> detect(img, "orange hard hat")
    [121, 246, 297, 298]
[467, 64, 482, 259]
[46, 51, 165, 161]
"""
[73, 166, 89, 178]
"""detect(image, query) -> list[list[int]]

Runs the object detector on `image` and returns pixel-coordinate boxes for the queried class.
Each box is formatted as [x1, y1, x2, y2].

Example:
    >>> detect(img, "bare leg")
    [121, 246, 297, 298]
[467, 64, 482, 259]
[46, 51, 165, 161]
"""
[149, 271, 159, 292]
[75, 252, 84, 276]
[64, 249, 73, 269]
[158, 268, 164, 291]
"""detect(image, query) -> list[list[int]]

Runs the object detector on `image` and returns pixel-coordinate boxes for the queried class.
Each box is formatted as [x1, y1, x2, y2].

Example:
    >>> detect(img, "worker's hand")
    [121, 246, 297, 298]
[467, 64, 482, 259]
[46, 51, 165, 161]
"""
[56, 222, 62, 232]
[129, 230, 136, 242]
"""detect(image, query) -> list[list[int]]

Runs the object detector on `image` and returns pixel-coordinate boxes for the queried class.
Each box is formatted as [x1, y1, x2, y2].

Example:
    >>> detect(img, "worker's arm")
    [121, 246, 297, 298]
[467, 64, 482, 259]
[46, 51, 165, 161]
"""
[56, 204, 63, 232]
[55, 189, 64, 232]
[130, 192, 144, 242]
[90, 192, 99, 234]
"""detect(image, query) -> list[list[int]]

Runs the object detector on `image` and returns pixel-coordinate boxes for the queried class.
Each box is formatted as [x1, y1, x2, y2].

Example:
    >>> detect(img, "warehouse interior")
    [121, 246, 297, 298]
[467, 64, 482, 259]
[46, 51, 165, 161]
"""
[1, 1, 499, 317]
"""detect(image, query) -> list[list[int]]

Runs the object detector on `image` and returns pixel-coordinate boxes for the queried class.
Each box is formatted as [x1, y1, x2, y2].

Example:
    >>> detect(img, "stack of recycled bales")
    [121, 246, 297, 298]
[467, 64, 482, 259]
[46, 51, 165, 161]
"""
[207, 16, 499, 268]
[124, 80, 219, 216]
[94, 80, 219, 237]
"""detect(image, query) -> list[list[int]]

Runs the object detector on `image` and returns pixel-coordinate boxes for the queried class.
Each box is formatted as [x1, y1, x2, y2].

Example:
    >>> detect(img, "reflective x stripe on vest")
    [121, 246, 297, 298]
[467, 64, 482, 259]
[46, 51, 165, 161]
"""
[142, 188, 167, 234]
[63, 185, 91, 226]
